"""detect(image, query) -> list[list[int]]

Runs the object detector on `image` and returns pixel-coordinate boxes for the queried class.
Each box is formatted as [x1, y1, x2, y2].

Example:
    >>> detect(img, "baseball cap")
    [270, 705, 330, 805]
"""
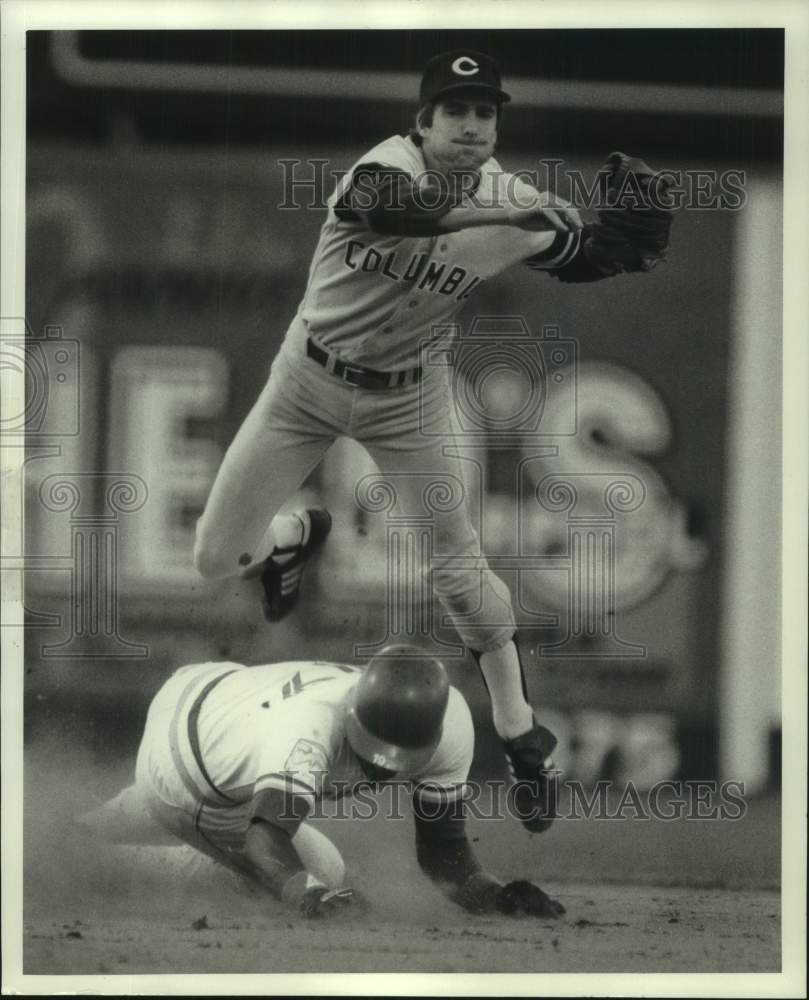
[419, 49, 511, 106]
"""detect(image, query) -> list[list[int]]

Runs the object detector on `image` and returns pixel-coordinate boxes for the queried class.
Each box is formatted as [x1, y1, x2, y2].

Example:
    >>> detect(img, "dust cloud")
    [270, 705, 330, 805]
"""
[23, 734, 462, 930]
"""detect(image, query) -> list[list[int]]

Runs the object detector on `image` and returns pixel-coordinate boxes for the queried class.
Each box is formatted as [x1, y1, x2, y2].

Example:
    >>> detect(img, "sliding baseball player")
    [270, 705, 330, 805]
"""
[83, 647, 565, 919]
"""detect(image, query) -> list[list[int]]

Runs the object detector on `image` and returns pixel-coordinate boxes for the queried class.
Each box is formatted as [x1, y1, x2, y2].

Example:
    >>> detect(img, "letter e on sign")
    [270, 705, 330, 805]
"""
[107, 346, 228, 587]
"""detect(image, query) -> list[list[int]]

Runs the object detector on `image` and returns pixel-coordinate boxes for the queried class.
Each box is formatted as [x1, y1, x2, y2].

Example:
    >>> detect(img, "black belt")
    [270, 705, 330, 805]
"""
[306, 337, 422, 390]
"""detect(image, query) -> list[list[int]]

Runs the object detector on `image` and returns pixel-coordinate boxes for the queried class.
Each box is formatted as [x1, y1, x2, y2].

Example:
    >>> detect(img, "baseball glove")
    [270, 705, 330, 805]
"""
[495, 880, 566, 918]
[581, 151, 675, 277]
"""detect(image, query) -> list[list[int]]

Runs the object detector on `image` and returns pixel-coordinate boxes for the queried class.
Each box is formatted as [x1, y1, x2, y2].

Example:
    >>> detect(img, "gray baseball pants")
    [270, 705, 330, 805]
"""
[194, 318, 516, 654]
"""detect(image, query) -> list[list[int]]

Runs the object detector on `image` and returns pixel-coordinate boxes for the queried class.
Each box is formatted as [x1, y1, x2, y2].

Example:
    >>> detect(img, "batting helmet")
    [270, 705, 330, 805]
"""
[345, 645, 450, 773]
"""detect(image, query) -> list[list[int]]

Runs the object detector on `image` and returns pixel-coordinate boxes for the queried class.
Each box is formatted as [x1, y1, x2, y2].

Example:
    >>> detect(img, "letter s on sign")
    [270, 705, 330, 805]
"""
[523, 360, 708, 611]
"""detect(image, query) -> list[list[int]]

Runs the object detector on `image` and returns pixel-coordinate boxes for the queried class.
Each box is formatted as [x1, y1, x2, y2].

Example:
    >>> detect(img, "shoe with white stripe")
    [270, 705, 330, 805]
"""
[260, 508, 332, 623]
[502, 722, 560, 833]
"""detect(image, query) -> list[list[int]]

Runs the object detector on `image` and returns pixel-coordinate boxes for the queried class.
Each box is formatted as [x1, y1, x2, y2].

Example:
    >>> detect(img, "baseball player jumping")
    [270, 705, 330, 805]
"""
[193, 50, 675, 834]
[83, 647, 565, 919]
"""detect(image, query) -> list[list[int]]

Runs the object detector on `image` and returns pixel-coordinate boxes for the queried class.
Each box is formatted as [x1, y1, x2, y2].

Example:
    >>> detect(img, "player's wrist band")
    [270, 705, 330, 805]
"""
[306, 337, 422, 390]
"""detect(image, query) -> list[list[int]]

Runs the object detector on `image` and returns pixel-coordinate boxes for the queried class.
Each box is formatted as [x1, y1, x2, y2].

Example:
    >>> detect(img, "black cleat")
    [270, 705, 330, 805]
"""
[260, 508, 332, 622]
[503, 723, 560, 833]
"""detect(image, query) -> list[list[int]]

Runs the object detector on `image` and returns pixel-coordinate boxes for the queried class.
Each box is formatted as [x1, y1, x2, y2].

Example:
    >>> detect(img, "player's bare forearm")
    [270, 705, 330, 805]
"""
[437, 198, 581, 235]
[362, 198, 580, 237]
[341, 165, 581, 237]
[244, 820, 356, 917]
[244, 820, 306, 898]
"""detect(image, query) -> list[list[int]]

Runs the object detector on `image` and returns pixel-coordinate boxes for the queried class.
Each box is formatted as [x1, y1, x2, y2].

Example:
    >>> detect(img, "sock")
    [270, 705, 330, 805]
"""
[270, 512, 309, 564]
[474, 640, 534, 741]
[239, 512, 308, 577]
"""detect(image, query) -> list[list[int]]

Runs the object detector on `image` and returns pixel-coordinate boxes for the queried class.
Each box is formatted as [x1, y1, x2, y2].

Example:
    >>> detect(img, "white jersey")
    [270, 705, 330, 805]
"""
[138, 659, 474, 822]
[293, 134, 579, 370]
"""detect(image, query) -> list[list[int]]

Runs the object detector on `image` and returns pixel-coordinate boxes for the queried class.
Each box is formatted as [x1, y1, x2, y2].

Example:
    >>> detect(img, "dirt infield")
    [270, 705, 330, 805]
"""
[25, 881, 778, 975]
[21, 744, 780, 977]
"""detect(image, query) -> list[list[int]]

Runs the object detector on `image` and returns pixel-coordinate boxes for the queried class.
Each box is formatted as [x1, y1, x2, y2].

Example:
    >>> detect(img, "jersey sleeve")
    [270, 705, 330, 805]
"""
[334, 164, 454, 236]
[248, 701, 340, 834]
[332, 135, 456, 237]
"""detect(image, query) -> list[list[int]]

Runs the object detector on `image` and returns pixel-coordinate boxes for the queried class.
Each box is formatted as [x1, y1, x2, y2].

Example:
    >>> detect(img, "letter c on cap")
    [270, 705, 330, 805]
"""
[452, 56, 479, 76]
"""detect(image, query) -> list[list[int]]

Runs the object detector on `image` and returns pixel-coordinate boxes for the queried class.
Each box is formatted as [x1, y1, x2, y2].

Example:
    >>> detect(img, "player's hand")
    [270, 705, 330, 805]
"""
[301, 884, 356, 919]
[495, 879, 566, 918]
[507, 194, 583, 234]
[282, 872, 356, 918]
